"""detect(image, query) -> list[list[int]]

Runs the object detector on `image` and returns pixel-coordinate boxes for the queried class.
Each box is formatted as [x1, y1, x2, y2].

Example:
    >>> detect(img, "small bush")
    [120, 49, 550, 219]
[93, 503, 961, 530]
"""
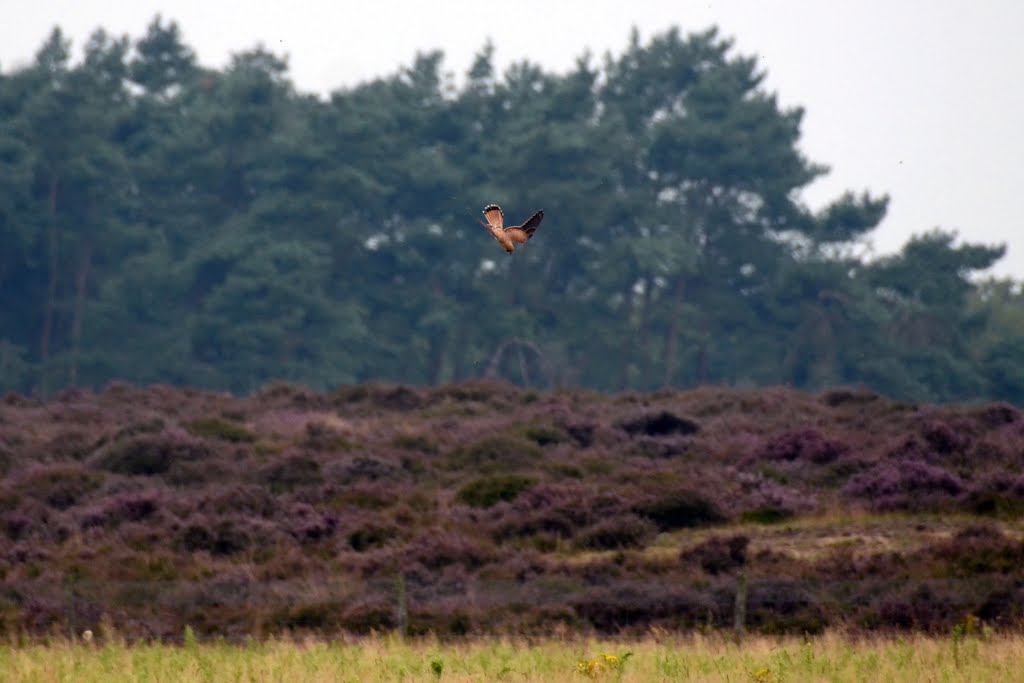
[186, 417, 256, 443]
[842, 459, 965, 511]
[572, 582, 717, 632]
[927, 524, 1024, 576]
[740, 507, 793, 524]
[751, 428, 848, 464]
[92, 432, 211, 476]
[820, 388, 880, 407]
[391, 432, 438, 454]
[17, 465, 103, 510]
[347, 522, 398, 552]
[747, 579, 827, 634]
[302, 421, 352, 451]
[180, 518, 258, 556]
[456, 475, 537, 508]
[635, 489, 726, 530]
[576, 514, 657, 550]
[521, 424, 568, 446]
[618, 411, 699, 437]
[449, 435, 542, 469]
[259, 452, 323, 491]
[80, 491, 160, 528]
[680, 534, 749, 574]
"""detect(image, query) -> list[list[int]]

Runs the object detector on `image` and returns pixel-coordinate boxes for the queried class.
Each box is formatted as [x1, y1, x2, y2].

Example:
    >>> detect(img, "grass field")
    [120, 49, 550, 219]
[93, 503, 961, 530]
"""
[1, 630, 1021, 682]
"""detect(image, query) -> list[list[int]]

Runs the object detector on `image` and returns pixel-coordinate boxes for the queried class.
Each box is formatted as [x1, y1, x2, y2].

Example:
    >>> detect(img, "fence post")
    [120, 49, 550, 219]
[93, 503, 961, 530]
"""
[396, 573, 408, 638]
[734, 569, 747, 643]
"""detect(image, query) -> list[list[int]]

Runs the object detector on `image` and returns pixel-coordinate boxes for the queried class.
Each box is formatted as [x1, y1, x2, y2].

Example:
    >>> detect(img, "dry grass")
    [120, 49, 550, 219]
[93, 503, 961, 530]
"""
[1, 630, 1022, 682]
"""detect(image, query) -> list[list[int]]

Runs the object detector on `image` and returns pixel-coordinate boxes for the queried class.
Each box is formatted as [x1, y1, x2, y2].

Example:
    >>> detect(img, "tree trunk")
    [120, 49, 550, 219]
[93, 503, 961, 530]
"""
[428, 333, 446, 385]
[68, 244, 93, 387]
[39, 174, 59, 397]
[662, 276, 686, 388]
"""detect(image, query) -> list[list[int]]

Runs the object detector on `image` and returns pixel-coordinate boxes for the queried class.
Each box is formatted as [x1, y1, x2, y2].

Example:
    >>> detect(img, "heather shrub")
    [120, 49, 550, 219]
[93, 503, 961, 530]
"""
[406, 530, 497, 570]
[842, 459, 965, 511]
[487, 482, 628, 541]
[576, 513, 657, 550]
[634, 488, 726, 530]
[926, 523, 1024, 576]
[736, 472, 813, 520]
[272, 600, 345, 631]
[324, 455, 400, 485]
[302, 420, 352, 451]
[820, 387, 880, 407]
[746, 579, 827, 634]
[103, 418, 166, 443]
[448, 434, 542, 470]
[79, 490, 160, 528]
[521, 424, 569, 446]
[333, 382, 424, 410]
[258, 451, 323, 492]
[964, 472, 1024, 516]
[391, 432, 439, 454]
[186, 417, 256, 443]
[338, 597, 397, 633]
[198, 484, 278, 517]
[456, 474, 537, 508]
[571, 581, 717, 632]
[919, 420, 970, 457]
[179, 516, 268, 556]
[15, 464, 104, 509]
[868, 580, 973, 631]
[562, 420, 596, 447]
[284, 502, 338, 543]
[970, 402, 1021, 428]
[617, 410, 699, 437]
[749, 428, 848, 464]
[2, 499, 51, 540]
[91, 430, 211, 476]
[680, 535, 749, 574]
[332, 482, 403, 510]
[346, 520, 399, 551]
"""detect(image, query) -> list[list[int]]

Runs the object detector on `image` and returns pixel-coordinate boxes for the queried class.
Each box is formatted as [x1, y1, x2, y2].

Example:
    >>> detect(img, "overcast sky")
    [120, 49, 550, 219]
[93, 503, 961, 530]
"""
[5, 1, 1023, 279]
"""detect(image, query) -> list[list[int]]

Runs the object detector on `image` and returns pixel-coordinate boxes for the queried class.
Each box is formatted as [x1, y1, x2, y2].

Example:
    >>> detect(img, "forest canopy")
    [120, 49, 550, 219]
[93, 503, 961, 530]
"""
[1, 18, 1021, 402]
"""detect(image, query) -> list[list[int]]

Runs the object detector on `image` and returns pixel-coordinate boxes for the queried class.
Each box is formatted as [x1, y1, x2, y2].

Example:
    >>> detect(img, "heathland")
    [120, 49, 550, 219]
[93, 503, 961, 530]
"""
[1, 381, 1022, 641]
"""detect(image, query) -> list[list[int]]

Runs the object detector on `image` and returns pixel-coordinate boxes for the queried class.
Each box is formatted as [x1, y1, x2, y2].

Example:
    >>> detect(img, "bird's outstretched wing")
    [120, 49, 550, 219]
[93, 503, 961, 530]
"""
[482, 204, 505, 231]
[505, 209, 544, 244]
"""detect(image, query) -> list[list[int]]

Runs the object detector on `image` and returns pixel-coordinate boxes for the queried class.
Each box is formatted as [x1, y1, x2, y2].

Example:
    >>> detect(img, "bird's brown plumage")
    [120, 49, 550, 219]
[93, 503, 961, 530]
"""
[482, 204, 544, 254]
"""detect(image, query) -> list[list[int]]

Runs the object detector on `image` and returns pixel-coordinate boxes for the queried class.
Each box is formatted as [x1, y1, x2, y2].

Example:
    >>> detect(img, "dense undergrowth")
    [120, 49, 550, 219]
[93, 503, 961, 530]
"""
[0, 381, 1022, 639]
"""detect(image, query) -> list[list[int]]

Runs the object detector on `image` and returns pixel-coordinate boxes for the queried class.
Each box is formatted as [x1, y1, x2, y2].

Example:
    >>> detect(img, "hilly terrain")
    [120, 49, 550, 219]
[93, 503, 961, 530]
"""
[1, 381, 1022, 640]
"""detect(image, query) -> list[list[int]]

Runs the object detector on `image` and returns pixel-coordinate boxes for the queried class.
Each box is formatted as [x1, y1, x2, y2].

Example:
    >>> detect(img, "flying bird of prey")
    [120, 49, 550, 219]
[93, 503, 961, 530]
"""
[481, 204, 544, 254]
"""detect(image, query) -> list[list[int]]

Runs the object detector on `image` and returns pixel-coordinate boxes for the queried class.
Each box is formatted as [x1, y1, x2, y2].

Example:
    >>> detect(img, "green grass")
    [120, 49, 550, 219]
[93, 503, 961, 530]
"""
[1, 631, 1021, 682]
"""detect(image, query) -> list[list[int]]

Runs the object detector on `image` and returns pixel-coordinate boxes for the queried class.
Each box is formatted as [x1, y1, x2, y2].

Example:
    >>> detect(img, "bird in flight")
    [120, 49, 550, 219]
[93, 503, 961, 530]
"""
[481, 204, 544, 254]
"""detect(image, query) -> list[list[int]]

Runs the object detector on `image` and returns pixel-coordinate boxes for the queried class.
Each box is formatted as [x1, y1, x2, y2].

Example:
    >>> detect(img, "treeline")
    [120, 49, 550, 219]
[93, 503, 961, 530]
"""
[1, 18, 1022, 401]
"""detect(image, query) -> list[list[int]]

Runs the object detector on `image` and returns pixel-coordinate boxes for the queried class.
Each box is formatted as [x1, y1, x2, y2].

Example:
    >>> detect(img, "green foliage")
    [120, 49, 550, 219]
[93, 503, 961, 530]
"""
[0, 19, 1019, 402]
[186, 418, 256, 443]
[456, 474, 537, 508]
[449, 436, 543, 470]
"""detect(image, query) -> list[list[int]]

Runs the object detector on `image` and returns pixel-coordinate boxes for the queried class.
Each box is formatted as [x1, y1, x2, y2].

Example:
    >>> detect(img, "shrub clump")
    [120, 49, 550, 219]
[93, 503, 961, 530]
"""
[576, 513, 657, 550]
[16, 465, 104, 510]
[750, 428, 848, 464]
[456, 474, 537, 509]
[842, 460, 965, 511]
[617, 411, 699, 437]
[680, 534, 750, 574]
[634, 489, 725, 530]
[186, 417, 257, 443]
[91, 431, 211, 476]
[258, 452, 323, 491]
[449, 435, 542, 469]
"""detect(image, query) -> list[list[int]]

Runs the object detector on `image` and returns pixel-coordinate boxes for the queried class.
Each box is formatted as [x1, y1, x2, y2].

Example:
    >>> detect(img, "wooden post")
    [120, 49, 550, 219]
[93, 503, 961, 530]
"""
[396, 573, 408, 638]
[734, 569, 748, 643]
